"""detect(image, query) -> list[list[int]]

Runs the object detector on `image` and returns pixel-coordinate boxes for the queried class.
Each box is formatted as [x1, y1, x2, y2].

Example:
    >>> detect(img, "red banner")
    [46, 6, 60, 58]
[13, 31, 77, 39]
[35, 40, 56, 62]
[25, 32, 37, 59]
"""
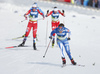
[64, 0, 71, 2]
[57, 0, 71, 3]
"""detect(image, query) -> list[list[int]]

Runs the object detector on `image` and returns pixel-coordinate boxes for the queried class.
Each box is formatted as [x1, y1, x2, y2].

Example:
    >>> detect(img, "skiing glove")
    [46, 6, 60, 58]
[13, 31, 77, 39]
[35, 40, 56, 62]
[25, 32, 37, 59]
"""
[42, 15, 45, 20]
[45, 10, 49, 17]
[24, 14, 27, 20]
[49, 36, 52, 39]
[67, 37, 70, 40]
[47, 10, 49, 14]
[62, 10, 64, 13]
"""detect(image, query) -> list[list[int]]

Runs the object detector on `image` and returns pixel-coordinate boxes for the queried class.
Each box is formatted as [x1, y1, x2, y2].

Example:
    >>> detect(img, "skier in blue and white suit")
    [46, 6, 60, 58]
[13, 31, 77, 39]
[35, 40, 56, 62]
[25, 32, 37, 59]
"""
[30, 2, 44, 15]
[49, 23, 76, 65]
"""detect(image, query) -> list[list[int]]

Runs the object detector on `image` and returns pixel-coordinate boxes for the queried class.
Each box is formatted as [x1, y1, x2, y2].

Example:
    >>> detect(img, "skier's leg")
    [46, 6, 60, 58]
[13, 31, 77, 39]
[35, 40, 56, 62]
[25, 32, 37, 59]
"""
[57, 39, 66, 64]
[18, 21, 32, 47]
[63, 40, 76, 65]
[52, 21, 56, 47]
[56, 21, 60, 27]
[52, 21, 60, 47]
[23, 21, 32, 42]
[33, 21, 37, 50]
[64, 43, 72, 60]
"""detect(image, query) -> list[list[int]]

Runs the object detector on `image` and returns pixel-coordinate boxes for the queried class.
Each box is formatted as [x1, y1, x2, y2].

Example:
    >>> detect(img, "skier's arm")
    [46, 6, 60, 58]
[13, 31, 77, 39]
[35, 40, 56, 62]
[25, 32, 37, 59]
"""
[49, 29, 56, 39]
[66, 29, 71, 40]
[24, 10, 31, 15]
[37, 9, 45, 18]
[24, 10, 31, 19]
[46, 11, 53, 17]
[58, 10, 65, 17]
[38, 7, 44, 15]
[50, 29, 57, 36]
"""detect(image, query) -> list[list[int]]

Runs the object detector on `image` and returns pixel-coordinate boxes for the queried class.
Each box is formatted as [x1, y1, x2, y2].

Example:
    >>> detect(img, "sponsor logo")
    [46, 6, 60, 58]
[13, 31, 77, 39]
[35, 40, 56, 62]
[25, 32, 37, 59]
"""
[33, 29, 37, 31]
[57, 33, 65, 35]
[31, 12, 37, 14]
[52, 14, 59, 16]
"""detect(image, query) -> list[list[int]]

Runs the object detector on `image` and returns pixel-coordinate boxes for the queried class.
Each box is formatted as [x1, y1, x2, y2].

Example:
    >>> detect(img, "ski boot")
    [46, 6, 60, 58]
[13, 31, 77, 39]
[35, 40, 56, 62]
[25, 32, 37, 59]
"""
[52, 40, 55, 48]
[33, 43, 37, 50]
[62, 57, 66, 65]
[71, 59, 76, 65]
[18, 41, 25, 47]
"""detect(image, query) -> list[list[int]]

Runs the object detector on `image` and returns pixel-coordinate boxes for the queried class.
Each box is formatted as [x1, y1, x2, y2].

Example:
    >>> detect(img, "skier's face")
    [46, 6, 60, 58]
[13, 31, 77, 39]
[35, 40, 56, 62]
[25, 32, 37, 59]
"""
[54, 8, 58, 13]
[54, 11, 57, 13]
[32, 7, 37, 11]
[59, 26, 62, 29]
[58, 26, 63, 33]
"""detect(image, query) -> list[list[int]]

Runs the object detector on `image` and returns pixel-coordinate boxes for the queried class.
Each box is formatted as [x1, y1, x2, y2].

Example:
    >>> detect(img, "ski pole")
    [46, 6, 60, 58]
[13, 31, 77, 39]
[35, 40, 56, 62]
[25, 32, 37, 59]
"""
[45, 17, 48, 46]
[21, 19, 26, 22]
[43, 39, 52, 58]
[21, 17, 27, 22]
[62, 10, 65, 24]
[45, 10, 49, 46]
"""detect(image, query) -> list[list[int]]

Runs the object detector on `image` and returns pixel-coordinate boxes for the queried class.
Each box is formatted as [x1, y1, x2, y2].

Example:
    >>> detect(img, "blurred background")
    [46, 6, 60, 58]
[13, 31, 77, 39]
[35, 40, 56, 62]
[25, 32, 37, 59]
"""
[37, 0, 100, 9]
[0, 0, 100, 9]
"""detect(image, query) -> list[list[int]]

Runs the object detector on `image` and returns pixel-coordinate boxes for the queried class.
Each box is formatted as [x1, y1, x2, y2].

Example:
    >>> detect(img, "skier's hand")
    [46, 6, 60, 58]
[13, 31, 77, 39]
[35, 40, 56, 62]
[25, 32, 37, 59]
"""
[62, 10, 64, 13]
[62, 10, 65, 17]
[42, 15, 45, 20]
[49, 36, 52, 39]
[47, 10, 49, 14]
[43, 17, 45, 20]
[45, 10, 49, 17]
[24, 16, 27, 20]
[45, 15, 48, 17]
[24, 14, 27, 20]
[67, 37, 70, 40]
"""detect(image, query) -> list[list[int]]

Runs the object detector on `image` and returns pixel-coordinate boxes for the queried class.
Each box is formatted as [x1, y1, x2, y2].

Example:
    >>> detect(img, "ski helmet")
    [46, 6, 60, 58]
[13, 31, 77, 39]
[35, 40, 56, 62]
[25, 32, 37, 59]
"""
[58, 23, 64, 27]
[53, 6, 58, 12]
[33, 2, 38, 7]
[32, 4, 37, 9]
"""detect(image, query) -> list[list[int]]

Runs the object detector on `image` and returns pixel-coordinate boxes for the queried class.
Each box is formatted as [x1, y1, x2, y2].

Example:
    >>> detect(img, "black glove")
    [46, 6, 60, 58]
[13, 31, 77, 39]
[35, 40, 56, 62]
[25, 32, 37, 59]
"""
[49, 36, 52, 39]
[67, 37, 70, 40]
[24, 14, 27, 20]
[47, 10, 49, 14]
[62, 10, 64, 13]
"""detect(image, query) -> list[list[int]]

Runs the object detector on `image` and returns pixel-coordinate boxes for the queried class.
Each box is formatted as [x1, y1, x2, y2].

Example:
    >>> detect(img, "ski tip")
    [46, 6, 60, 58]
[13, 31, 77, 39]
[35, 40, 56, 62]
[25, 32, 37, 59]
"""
[5, 46, 17, 49]
[5, 47, 13, 49]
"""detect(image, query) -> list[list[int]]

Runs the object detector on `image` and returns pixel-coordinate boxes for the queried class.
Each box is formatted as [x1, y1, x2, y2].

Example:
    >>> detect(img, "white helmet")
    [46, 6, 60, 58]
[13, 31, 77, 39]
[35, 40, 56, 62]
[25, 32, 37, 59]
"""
[53, 7, 58, 12]
[32, 4, 37, 8]
[34, 2, 38, 7]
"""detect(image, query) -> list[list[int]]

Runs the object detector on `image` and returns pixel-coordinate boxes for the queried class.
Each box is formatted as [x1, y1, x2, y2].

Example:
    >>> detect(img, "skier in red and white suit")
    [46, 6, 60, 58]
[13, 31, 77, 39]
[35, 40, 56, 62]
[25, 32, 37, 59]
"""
[18, 4, 44, 50]
[46, 7, 65, 47]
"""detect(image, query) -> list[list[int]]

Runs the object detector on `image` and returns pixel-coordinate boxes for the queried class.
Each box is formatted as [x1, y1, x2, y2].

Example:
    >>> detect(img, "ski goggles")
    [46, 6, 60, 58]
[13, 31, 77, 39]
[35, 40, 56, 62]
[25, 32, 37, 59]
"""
[58, 26, 64, 31]
[32, 7, 37, 9]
